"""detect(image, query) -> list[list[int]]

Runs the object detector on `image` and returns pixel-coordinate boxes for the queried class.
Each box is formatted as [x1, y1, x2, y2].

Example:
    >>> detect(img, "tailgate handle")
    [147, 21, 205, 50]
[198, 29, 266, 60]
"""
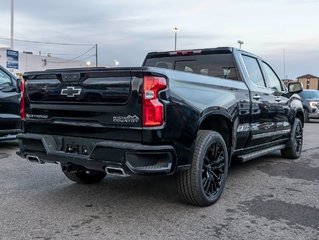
[61, 73, 81, 82]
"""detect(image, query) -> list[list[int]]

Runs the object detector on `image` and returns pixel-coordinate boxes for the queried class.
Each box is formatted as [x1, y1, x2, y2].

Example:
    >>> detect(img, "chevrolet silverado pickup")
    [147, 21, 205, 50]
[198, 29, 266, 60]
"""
[17, 47, 304, 206]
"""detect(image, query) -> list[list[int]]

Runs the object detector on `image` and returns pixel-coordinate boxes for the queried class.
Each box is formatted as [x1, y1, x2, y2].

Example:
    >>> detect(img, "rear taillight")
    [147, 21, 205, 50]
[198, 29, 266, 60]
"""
[143, 76, 167, 127]
[20, 79, 26, 120]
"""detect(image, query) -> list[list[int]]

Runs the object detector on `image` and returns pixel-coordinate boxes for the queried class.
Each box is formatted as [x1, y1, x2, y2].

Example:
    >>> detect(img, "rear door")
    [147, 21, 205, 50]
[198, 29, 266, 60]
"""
[24, 68, 143, 141]
[0, 67, 20, 134]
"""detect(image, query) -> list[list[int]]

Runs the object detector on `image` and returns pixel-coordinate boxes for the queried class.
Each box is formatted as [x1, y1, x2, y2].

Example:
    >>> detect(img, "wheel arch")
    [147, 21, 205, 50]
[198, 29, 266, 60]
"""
[198, 110, 233, 165]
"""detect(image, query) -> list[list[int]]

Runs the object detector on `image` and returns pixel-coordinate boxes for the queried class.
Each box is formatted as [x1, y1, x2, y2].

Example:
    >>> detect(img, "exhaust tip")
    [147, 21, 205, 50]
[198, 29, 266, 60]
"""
[105, 166, 128, 177]
[26, 155, 44, 164]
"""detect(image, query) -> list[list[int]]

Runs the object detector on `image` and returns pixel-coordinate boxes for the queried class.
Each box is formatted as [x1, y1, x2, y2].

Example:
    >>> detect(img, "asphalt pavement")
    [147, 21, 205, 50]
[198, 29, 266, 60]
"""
[0, 122, 318, 240]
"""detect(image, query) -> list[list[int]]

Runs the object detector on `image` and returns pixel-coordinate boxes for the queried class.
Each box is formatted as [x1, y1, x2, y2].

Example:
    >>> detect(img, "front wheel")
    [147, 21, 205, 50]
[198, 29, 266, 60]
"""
[177, 130, 228, 206]
[281, 118, 303, 159]
[63, 169, 106, 184]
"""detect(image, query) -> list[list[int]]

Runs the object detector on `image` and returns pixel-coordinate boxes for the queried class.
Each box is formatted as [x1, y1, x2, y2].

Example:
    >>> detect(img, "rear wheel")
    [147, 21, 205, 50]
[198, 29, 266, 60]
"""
[63, 170, 106, 184]
[177, 130, 228, 206]
[281, 118, 303, 159]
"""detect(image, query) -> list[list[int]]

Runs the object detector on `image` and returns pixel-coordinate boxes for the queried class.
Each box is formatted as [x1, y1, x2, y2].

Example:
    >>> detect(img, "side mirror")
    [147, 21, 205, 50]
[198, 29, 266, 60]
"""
[16, 78, 22, 93]
[288, 81, 303, 94]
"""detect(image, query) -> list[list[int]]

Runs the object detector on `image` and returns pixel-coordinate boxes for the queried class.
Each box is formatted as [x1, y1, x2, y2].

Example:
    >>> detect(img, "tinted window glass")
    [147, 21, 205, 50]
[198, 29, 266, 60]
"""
[0, 70, 12, 87]
[242, 55, 265, 87]
[261, 62, 282, 91]
[144, 53, 238, 80]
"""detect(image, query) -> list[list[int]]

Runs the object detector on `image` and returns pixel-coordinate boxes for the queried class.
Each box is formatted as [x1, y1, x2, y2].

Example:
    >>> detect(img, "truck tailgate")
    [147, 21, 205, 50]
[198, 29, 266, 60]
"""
[23, 67, 143, 141]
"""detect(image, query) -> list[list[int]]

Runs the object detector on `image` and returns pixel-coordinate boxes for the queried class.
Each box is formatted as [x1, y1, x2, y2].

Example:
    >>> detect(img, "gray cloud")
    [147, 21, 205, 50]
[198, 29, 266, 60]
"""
[0, 0, 318, 78]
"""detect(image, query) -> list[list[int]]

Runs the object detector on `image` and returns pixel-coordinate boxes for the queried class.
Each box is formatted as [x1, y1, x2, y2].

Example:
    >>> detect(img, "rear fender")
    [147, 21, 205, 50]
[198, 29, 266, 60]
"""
[197, 108, 234, 165]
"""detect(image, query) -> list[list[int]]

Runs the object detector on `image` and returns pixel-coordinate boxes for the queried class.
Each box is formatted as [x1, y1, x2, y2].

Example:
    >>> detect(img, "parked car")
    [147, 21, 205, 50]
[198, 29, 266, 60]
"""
[17, 47, 304, 206]
[298, 89, 319, 122]
[0, 65, 21, 141]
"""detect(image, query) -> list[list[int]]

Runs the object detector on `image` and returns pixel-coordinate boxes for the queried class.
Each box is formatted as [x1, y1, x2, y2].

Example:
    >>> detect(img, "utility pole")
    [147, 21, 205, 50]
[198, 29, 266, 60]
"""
[10, 0, 14, 49]
[283, 48, 286, 80]
[95, 44, 98, 67]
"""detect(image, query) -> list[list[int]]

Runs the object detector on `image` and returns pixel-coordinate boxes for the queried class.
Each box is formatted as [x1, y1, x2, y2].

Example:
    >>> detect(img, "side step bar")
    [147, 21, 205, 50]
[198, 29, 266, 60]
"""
[237, 144, 286, 162]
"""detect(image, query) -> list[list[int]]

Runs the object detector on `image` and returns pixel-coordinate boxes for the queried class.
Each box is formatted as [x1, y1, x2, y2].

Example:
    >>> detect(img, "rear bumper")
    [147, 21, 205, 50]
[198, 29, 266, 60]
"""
[17, 133, 178, 175]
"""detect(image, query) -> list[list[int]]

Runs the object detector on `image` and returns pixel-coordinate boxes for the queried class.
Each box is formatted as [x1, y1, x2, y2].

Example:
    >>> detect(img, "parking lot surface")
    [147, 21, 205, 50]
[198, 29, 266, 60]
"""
[0, 123, 318, 240]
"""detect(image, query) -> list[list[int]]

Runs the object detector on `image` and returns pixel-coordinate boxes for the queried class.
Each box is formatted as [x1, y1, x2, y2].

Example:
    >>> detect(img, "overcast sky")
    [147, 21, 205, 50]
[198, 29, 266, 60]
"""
[0, 0, 318, 79]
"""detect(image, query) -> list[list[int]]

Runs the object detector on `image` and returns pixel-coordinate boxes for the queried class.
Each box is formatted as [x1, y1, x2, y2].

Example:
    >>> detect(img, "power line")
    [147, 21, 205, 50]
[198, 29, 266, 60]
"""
[0, 36, 98, 66]
[0, 37, 94, 46]
[46, 46, 96, 63]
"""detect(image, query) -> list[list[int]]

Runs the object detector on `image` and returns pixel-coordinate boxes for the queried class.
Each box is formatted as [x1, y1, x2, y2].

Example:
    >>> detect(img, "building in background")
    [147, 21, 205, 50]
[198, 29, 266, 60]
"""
[297, 74, 319, 90]
[0, 47, 89, 78]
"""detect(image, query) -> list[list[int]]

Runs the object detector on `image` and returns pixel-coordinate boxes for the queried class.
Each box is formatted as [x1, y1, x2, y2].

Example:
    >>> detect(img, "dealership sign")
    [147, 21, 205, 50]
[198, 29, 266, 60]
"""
[6, 49, 19, 69]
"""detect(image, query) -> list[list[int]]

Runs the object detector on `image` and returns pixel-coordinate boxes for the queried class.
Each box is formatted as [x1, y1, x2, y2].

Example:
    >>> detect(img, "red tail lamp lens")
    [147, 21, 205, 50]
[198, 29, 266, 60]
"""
[143, 76, 167, 127]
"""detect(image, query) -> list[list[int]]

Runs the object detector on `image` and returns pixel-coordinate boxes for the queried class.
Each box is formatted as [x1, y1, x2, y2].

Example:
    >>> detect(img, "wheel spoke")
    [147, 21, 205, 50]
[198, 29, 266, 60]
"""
[201, 141, 226, 198]
[204, 176, 212, 193]
[210, 175, 217, 192]
[214, 144, 220, 159]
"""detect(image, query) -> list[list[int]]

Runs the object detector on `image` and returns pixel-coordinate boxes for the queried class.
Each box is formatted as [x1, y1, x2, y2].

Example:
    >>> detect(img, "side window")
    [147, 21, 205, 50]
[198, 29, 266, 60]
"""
[0, 70, 12, 87]
[242, 55, 265, 87]
[261, 62, 283, 91]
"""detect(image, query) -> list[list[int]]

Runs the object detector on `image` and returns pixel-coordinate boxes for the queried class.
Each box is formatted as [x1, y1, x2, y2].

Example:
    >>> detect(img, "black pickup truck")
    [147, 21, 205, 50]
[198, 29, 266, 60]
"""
[0, 65, 20, 141]
[17, 47, 304, 206]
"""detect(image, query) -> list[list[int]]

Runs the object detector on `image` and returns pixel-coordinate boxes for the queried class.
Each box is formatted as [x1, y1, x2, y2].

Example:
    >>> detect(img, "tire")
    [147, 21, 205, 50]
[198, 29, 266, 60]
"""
[281, 118, 303, 159]
[304, 109, 310, 123]
[177, 130, 229, 206]
[63, 170, 106, 184]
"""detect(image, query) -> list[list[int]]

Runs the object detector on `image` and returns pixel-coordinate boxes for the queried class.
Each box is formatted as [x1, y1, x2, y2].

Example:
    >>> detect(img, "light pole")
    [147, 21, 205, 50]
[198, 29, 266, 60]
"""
[95, 43, 98, 67]
[237, 40, 244, 49]
[173, 27, 180, 50]
[10, 0, 14, 49]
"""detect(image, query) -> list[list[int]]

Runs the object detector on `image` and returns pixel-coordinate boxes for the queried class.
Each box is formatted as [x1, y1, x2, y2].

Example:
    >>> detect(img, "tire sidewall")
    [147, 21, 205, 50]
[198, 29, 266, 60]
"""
[291, 118, 303, 157]
[193, 132, 229, 205]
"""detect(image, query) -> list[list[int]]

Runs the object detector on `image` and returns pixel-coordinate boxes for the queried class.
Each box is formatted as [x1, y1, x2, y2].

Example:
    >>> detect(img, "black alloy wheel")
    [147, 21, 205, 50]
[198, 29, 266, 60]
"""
[281, 118, 303, 159]
[177, 130, 229, 206]
[294, 120, 303, 155]
[202, 142, 226, 198]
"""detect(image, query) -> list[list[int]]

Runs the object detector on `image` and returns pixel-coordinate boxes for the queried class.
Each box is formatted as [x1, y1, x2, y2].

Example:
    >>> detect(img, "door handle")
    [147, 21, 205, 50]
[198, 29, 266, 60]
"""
[275, 97, 281, 102]
[253, 94, 261, 100]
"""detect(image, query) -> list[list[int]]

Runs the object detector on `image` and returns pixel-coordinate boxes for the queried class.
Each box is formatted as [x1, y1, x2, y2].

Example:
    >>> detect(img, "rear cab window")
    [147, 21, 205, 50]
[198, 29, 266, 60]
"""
[144, 51, 240, 81]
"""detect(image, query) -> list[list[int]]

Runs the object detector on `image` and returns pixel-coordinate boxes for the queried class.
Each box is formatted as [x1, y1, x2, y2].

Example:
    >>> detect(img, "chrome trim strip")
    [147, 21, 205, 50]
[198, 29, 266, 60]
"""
[252, 129, 291, 140]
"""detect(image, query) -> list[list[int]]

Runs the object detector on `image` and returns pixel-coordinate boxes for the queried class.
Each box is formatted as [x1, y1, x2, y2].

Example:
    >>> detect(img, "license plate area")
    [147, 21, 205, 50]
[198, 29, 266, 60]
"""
[63, 138, 95, 155]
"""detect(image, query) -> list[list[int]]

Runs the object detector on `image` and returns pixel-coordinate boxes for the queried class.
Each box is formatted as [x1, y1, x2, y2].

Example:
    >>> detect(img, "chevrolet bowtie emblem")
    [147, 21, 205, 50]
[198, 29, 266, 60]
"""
[60, 86, 82, 97]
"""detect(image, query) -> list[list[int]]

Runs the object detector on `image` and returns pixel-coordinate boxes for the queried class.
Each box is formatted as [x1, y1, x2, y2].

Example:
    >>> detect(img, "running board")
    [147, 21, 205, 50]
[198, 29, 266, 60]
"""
[237, 144, 286, 162]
